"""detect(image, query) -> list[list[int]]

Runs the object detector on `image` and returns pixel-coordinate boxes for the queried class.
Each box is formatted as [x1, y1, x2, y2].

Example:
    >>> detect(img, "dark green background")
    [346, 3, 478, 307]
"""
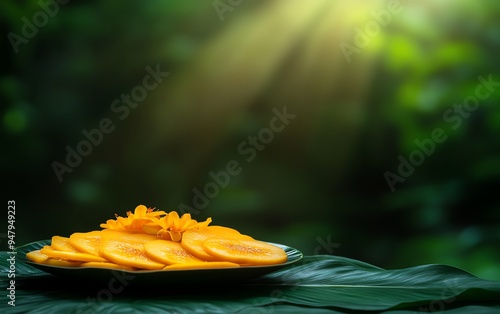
[2, 0, 499, 280]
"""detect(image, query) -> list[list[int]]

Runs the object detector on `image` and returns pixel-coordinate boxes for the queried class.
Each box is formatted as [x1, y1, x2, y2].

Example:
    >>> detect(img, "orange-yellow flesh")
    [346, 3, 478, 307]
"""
[100, 240, 165, 270]
[180, 230, 214, 260]
[202, 238, 288, 265]
[40, 245, 107, 263]
[193, 226, 242, 235]
[144, 240, 202, 265]
[163, 261, 240, 270]
[69, 231, 103, 256]
[141, 223, 162, 236]
[26, 250, 49, 263]
[181, 226, 252, 261]
[81, 261, 136, 271]
[100, 230, 159, 244]
[51, 236, 78, 252]
[28, 221, 284, 270]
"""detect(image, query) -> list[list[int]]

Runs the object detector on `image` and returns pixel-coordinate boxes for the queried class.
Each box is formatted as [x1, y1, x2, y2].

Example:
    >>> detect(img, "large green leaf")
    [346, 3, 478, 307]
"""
[2, 241, 500, 313]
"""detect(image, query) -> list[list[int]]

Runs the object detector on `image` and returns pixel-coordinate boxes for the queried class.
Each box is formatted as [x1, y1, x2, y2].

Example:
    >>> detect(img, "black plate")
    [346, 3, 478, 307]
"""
[17, 240, 303, 286]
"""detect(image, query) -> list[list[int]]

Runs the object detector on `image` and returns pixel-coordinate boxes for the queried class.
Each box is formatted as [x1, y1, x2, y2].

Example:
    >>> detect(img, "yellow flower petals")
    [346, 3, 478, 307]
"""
[99, 205, 212, 242]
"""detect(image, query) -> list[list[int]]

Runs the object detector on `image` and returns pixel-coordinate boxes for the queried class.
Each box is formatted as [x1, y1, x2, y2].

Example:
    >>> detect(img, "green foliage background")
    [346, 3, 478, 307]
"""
[1, 0, 499, 280]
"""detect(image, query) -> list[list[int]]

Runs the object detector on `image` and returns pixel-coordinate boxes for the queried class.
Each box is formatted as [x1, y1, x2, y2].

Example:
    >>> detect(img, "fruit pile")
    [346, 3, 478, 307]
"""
[26, 205, 287, 270]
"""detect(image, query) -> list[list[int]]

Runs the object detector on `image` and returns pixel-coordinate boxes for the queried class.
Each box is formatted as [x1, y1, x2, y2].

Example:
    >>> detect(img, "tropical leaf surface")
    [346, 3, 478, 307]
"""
[1, 240, 500, 313]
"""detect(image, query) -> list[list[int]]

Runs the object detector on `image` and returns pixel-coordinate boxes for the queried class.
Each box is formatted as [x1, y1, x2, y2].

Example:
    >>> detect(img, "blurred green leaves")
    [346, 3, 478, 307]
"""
[3, 107, 27, 133]
[1, 0, 499, 281]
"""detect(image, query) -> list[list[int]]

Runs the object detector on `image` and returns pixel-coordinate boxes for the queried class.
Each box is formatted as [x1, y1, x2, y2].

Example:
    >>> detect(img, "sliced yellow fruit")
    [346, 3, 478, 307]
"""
[100, 230, 159, 244]
[81, 262, 135, 271]
[181, 226, 251, 261]
[40, 245, 107, 263]
[100, 240, 165, 270]
[45, 258, 82, 267]
[195, 226, 243, 236]
[51, 236, 78, 252]
[26, 250, 49, 264]
[69, 231, 104, 256]
[163, 261, 240, 270]
[202, 237, 287, 265]
[144, 240, 202, 265]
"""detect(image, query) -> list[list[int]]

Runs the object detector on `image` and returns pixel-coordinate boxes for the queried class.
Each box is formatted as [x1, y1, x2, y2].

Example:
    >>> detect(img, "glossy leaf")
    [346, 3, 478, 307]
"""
[2, 240, 500, 313]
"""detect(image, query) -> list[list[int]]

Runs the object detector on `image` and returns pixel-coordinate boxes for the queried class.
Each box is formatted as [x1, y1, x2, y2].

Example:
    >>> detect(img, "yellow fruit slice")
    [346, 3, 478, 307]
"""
[40, 245, 107, 263]
[51, 236, 78, 252]
[163, 261, 240, 270]
[26, 250, 49, 264]
[197, 226, 243, 236]
[202, 238, 288, 265]
[100, 230, 159, 244]
[45, 258, 82, 267]
[69, 231, 104, 256]
[81, 262, 135, 271]
[100, 240, 165, 270]
[180, 230, 216, 260]
[181, 226, 251, 261]
[144, 240, 202, 265]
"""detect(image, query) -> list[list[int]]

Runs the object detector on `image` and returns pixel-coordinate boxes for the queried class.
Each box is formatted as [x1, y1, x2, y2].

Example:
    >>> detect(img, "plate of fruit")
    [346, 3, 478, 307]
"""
[19, 205, 302, 285]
